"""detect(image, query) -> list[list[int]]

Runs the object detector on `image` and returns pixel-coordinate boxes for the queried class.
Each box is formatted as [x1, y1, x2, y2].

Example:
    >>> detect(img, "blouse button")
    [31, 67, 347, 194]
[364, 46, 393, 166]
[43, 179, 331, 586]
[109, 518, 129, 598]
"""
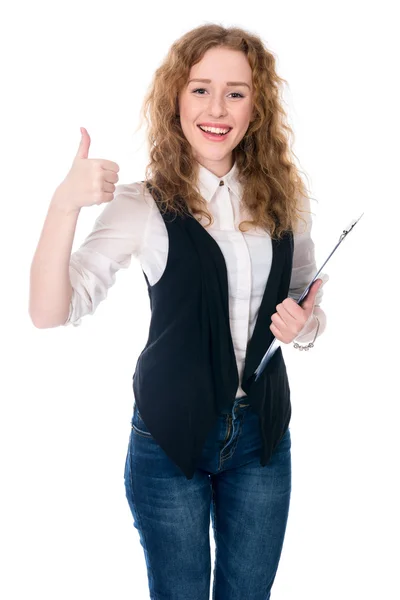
[219, 180, 224, 186]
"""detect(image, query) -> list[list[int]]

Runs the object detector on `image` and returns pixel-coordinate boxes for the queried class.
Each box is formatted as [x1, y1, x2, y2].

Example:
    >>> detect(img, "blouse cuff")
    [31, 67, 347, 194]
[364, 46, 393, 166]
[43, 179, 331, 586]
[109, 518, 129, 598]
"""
[294, 306, 326, 344]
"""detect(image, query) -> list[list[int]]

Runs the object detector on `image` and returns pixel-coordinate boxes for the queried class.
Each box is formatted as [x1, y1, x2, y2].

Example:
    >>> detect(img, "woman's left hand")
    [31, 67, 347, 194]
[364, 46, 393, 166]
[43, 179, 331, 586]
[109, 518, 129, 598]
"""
[269, 279, 323, 344]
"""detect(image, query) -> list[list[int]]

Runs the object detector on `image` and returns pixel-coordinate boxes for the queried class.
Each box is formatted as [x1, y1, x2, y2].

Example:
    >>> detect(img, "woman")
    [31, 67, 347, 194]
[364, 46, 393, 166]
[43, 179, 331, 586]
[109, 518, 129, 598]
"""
[30, 23, 328, 600]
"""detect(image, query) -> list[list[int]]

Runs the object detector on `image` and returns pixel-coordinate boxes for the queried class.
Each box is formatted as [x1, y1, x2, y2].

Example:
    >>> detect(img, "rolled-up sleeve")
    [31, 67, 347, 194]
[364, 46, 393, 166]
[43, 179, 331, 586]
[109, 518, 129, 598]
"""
[289, 194, 329, 343]
[63, 182, 150, 327]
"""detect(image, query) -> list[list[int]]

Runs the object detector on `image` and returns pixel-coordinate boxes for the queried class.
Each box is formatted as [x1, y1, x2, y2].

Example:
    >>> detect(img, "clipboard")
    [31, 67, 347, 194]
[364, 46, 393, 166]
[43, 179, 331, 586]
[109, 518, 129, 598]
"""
[253, 212, 364, 381]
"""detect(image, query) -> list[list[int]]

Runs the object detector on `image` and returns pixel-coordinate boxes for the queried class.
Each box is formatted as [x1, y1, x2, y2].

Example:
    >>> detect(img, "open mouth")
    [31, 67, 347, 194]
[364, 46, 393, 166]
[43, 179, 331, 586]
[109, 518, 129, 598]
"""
[197, 125, 232, 140]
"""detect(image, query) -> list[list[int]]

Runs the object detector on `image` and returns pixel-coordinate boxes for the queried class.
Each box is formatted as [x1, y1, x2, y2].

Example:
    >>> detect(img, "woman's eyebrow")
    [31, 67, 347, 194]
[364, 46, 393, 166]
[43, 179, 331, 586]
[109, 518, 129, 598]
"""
[187, 78, 251, 89]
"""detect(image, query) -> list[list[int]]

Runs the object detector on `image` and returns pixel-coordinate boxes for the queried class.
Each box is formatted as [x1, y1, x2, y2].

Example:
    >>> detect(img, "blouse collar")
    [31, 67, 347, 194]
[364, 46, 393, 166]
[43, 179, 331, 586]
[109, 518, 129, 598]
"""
[197, 161, 242, 203]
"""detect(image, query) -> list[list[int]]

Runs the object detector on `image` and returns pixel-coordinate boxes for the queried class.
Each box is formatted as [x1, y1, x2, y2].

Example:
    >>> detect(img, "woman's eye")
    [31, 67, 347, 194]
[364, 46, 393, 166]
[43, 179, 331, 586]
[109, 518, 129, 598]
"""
[192, 88, 244, 98]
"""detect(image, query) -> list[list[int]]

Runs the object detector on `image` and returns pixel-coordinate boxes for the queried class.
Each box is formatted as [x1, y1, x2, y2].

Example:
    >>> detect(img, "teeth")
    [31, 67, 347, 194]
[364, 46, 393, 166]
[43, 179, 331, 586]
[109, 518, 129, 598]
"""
[199, 125, 230, 135]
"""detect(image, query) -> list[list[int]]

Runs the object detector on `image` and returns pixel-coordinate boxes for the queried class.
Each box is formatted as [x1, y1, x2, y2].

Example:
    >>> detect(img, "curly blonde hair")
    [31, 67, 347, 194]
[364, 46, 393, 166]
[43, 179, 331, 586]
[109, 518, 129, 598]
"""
[139, 23, 312, 239]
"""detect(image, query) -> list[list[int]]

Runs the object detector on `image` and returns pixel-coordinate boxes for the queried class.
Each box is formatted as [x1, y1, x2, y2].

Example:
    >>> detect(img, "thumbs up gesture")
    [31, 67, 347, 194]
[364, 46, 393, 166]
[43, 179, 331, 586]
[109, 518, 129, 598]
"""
[53, 127, 120, 213]
[269, 279, 324, 344]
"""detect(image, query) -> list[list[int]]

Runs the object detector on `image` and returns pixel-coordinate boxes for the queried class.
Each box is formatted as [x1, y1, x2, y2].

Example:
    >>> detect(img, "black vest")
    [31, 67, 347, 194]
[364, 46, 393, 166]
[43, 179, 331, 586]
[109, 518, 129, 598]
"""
[132, 183, 294, 479]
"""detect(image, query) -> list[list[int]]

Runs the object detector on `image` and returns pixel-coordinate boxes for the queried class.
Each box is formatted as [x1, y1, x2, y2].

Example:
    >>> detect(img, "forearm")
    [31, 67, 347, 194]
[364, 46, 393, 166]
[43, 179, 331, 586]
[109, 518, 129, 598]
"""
[29, 187, 81, 328]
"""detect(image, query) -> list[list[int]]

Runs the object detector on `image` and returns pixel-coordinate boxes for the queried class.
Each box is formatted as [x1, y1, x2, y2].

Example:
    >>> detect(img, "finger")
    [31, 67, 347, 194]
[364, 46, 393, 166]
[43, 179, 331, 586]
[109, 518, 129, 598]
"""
[100, 160, 120, 173]
[103, 170, 119, 184]
[275, 302, 308, 335]
[75, 127, 91, 160]
[270, 322, 283, 341]
[271, 311, 287, 329]
[102, 181, 116, 193]
[275, 303, 299, 328]
[281, 297, 304, 320]
[270, 322, 291, 343]
[301, 280, 322, 311]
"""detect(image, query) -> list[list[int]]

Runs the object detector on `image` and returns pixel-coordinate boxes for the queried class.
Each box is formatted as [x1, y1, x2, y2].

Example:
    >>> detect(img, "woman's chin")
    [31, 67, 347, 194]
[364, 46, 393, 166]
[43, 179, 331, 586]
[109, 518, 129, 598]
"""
[194, 147, 233, 163]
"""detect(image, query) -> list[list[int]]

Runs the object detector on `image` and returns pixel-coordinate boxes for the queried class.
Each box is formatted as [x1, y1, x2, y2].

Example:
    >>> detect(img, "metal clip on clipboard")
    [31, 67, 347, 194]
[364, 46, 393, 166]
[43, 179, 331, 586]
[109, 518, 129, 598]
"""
[253, 213, 364, 382]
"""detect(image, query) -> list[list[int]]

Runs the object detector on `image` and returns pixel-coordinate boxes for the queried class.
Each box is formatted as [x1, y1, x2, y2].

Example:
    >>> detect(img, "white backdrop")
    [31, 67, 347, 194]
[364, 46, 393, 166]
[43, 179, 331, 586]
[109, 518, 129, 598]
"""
[2, 1, 399, 598]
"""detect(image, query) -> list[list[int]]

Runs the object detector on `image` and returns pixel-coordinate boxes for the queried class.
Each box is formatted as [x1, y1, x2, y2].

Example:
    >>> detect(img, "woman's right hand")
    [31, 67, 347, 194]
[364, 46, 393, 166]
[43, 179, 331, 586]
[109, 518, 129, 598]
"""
[52, 127, 120, 212]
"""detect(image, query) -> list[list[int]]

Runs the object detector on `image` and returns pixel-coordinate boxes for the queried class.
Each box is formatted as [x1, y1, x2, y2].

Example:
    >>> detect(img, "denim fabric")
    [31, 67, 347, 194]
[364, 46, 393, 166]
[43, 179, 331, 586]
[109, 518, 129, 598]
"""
[124, 396, 291, 600]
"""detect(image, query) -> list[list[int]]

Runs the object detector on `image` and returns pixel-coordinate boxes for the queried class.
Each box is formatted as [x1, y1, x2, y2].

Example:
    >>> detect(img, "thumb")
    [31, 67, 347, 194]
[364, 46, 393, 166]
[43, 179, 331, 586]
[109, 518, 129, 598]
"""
[75, 127, 91, 160]
[301, 279, 323, 312]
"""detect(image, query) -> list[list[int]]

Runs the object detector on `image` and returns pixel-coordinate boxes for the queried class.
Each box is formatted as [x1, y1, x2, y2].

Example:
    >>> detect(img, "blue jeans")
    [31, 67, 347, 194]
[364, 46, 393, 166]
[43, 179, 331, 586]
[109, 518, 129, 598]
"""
[124, 396, 292, 600]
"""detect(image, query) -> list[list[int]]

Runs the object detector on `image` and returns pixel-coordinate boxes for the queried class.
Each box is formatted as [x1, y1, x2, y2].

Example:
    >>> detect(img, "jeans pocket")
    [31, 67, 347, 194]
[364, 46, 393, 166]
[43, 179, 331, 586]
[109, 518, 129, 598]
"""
[131, 404, 153, 439]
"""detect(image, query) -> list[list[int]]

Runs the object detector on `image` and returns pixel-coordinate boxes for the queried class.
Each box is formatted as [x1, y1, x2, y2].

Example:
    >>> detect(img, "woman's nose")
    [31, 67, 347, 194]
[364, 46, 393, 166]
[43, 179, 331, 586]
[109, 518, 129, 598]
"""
[207, 95, 228, 118]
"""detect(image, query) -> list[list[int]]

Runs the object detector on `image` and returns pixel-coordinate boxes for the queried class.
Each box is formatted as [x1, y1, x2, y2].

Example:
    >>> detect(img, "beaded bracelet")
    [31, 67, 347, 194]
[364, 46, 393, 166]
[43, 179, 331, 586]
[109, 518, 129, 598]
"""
[293, 315, 320, 351]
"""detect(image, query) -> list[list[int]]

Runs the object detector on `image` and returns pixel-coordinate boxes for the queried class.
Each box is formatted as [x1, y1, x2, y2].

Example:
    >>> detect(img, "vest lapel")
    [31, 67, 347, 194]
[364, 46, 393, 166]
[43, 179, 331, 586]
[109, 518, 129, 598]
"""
[181, 214, 240, 407]
[241, 234, 290, 387]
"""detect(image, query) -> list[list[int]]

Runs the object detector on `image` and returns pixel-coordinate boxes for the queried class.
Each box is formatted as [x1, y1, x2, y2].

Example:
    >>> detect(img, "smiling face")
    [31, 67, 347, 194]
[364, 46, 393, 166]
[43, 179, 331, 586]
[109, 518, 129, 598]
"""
[178, 47, 254, 177]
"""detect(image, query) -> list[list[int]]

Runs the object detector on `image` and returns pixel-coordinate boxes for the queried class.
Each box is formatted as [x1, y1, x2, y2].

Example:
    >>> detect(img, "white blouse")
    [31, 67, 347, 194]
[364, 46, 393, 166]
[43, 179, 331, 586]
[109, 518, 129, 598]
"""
[63, 161, 329, 398]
